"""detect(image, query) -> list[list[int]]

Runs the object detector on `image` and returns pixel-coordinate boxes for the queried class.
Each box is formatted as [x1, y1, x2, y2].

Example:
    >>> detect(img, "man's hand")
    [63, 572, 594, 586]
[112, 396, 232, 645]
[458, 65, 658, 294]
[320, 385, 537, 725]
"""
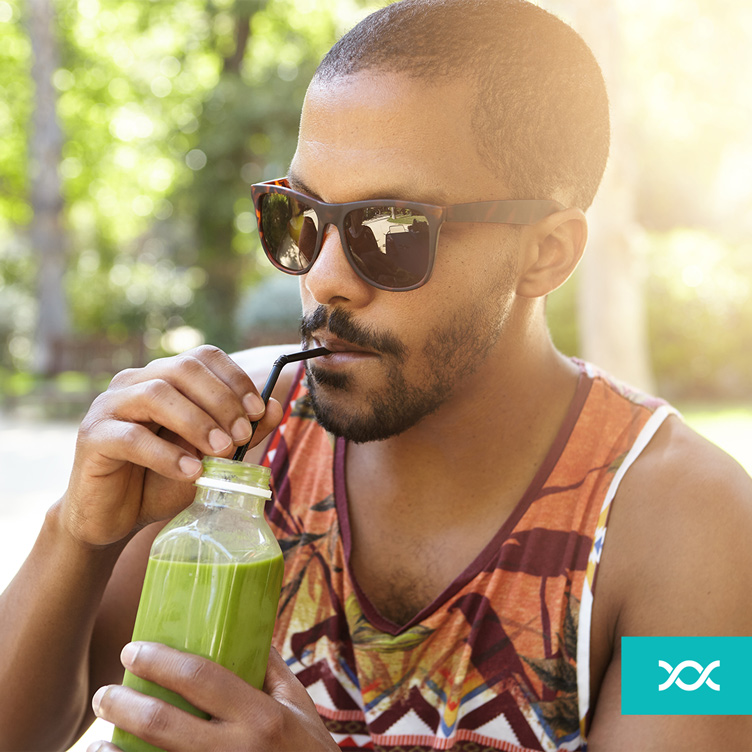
[60, 345, 283, 548]
[88, 643, 339, 752]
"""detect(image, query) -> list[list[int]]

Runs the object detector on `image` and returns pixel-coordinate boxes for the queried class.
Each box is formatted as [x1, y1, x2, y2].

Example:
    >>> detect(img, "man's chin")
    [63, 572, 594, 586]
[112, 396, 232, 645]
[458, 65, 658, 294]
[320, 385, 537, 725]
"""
[307, 363, 349, 391]
[304, 355, 445, 443]
[309, 400, 383, 444]
[308, 383, 440, 444]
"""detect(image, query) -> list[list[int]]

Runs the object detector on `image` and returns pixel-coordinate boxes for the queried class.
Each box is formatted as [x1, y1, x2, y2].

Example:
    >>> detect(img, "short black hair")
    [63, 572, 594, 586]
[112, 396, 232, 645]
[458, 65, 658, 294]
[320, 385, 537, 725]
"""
[314, 0, 610, 211]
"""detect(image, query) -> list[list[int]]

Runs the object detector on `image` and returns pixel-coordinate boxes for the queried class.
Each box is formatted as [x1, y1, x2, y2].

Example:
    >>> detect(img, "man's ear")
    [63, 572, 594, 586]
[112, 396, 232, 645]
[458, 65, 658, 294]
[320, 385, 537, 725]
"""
[516, 208, 587, 298]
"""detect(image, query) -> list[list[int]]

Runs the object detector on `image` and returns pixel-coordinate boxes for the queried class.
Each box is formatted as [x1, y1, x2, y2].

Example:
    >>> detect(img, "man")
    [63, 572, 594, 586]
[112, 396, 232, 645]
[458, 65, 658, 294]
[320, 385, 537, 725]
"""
[2, 1, 751, 751]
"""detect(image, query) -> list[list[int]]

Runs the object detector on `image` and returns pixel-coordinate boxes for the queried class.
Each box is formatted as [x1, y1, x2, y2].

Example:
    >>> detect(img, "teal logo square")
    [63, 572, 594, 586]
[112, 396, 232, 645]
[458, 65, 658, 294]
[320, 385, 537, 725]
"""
[621, 636, 752, 715]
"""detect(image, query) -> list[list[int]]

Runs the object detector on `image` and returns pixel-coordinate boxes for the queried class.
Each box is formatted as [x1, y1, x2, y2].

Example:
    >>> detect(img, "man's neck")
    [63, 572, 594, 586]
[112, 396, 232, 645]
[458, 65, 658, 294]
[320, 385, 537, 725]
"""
[343, 333, 581, 625]
[346, 334, 580, 516]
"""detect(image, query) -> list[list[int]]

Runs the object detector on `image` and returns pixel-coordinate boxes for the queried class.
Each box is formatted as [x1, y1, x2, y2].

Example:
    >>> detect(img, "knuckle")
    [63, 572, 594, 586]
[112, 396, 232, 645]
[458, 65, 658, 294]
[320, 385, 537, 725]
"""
[142, 699, 170, 737]
[82, 387, 118, 425]
[86, 390, 109, 414]
[76, 410, 109, 449]
[177, 354, 208, 379]
[191, 344, 223, 361]
[108, 367, 138, 389]
[76, 409, 100, 440]
[177, 654, 206, 685]
[142, 377, 171, 401]
[119, 422, 149, 454]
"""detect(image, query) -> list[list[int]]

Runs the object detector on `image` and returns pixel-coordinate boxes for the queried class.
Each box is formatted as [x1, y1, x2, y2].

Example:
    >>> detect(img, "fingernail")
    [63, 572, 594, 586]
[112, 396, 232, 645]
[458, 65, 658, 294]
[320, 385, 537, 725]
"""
[209, 428, 232, 453]
[121, 641, 140, 668]
[179, 455, 202, 477]
[231, 416, 252, 442]
[243, 393, 265, 417]
[87, 742, 106, 752]
[92, 686, 108, 717]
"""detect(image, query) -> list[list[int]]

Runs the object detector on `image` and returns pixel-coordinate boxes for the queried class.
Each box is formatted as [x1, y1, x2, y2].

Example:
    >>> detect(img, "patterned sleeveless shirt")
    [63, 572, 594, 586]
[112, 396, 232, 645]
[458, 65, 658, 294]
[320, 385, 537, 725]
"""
[262, 359, 676, 752]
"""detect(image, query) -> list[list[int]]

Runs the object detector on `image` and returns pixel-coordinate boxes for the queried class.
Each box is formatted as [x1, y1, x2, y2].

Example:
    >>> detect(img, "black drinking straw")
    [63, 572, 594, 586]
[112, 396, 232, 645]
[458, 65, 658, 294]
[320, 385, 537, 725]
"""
[232, 346, 330, 462]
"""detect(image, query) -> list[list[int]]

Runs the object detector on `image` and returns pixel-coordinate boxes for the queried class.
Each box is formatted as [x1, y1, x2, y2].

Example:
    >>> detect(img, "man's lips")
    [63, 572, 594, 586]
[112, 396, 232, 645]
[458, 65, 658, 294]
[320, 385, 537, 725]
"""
[313, 336, 375, 355]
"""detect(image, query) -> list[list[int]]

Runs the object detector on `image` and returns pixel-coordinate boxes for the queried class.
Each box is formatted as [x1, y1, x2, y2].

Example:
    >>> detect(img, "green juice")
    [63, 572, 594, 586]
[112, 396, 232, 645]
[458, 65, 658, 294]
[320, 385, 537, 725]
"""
[111, 553, 284, 752]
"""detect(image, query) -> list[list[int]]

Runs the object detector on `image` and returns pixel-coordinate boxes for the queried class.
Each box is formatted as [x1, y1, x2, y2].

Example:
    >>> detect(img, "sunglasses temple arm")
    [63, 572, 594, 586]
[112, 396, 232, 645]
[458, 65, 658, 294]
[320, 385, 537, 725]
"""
[231, 346, 330, 462]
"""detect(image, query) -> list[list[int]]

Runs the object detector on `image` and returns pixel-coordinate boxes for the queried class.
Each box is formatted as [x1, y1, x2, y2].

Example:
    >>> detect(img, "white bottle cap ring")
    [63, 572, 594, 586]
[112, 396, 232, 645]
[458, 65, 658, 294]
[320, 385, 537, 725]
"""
[194, 476, 272, 499]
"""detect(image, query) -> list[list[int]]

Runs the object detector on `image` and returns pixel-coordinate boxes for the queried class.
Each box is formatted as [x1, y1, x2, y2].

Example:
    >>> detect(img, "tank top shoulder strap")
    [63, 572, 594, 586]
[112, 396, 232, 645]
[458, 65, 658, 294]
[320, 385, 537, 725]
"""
[573, 360, 680, 735]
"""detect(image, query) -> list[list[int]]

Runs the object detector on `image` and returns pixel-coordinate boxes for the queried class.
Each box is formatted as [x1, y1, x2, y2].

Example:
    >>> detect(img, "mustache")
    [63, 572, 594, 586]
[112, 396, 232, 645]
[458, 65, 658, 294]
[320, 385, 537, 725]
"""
[300, 306, 405, 361]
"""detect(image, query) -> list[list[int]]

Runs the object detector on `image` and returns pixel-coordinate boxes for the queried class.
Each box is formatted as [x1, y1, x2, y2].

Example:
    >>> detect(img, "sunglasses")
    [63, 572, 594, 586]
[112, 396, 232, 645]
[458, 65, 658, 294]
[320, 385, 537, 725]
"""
[251, 178, 566, 292]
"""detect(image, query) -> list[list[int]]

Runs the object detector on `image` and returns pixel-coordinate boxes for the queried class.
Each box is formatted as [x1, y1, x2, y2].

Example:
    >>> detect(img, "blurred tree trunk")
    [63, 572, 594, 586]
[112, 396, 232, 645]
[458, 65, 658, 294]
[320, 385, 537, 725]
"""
[548, 1, 655, 391]
[194, 2, 258, 352]
[27, 0, 69, 375]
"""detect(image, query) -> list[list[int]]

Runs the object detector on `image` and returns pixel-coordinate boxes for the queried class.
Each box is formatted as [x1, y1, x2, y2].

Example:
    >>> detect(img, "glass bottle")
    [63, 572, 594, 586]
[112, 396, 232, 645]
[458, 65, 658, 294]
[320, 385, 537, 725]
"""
[111, 456, 284, 752]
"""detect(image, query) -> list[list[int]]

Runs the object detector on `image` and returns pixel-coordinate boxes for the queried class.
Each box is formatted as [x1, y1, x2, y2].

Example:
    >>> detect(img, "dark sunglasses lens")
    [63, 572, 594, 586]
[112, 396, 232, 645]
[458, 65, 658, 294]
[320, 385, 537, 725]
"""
[344, 206, 430, 289]
[258, 193, 318, 272]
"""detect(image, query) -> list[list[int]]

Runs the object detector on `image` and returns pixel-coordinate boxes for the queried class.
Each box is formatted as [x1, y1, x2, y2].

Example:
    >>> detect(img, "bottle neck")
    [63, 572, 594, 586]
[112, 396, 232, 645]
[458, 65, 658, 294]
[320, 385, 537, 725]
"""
[194, 456, 273, 514]
[194, 485, 267, 514]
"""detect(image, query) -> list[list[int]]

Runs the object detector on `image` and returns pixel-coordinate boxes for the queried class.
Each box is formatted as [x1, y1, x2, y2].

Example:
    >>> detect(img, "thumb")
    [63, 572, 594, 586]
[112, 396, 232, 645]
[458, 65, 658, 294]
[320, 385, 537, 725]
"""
[263, 648, 313, 710]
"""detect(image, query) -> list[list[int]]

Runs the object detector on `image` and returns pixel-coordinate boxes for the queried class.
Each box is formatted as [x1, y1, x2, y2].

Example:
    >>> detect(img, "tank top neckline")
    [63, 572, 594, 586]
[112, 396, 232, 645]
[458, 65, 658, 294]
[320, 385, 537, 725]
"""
[332, 361, 594, 636]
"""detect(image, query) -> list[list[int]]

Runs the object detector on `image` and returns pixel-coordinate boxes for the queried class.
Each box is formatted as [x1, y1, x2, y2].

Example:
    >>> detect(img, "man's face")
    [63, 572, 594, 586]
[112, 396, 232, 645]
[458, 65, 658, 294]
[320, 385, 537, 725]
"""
[290, 71, 522, 442]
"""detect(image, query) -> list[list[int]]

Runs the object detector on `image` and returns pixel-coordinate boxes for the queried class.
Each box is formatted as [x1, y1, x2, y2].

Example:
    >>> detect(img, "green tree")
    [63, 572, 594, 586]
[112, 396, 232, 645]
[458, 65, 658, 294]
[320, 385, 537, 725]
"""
[27, 0, 70, 374]
[177, 0, 367, 350]
[1, 0, 376, 376]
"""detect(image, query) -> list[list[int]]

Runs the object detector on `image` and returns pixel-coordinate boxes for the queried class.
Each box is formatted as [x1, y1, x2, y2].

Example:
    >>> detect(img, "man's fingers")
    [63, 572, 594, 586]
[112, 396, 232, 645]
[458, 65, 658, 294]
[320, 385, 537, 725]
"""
[86, 418, 199, 479]
[86, 742, 120, 752]
[141, 349, 259, 439]
[263, 644, 293, 691]
[92, 683, 208, 752]
[61, 345, 285, 546]
[93, 644, 339, 752]
[90, 381, 239, 461]
[112, 345, 267, 433]
[118, 642, 269, 721]
[247, 397, 285, 449]
[81, 344, 286, 471]
[174, 345, 266, 418]
[261, 647, 340, 751]
[263, 646, 316, 710]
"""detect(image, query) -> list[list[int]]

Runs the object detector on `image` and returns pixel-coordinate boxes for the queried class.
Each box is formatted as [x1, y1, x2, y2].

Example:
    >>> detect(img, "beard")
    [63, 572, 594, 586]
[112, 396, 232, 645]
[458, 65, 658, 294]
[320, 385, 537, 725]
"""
[300, 294, 508, 443]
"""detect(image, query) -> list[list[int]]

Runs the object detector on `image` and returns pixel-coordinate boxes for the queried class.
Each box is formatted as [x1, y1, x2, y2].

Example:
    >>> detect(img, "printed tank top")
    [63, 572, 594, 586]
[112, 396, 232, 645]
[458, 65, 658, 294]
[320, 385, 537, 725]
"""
[262, 360, 676, 751]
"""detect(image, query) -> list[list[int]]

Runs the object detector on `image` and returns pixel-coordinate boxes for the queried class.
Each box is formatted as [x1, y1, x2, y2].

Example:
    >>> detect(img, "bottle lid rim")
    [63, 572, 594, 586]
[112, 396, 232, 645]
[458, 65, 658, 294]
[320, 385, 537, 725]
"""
[194, 476, 273, 499]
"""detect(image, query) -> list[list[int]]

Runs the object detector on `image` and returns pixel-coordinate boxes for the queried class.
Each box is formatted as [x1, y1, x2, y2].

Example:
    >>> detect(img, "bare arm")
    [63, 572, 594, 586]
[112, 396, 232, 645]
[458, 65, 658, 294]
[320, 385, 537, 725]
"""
[0, 508, 130, 751]
[0, 344, 296, 751]
[587, 417, 752, 750]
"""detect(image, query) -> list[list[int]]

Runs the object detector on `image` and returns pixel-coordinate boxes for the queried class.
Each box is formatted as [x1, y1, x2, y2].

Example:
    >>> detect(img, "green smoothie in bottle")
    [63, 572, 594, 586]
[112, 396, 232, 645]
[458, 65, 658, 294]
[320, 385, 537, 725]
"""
[111, 457, 283, 752]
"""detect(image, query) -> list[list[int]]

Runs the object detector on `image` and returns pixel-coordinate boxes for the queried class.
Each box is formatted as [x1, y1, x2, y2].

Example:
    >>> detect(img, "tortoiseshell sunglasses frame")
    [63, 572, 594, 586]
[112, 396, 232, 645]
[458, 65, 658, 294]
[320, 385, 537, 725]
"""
[251, 178, 566, 292]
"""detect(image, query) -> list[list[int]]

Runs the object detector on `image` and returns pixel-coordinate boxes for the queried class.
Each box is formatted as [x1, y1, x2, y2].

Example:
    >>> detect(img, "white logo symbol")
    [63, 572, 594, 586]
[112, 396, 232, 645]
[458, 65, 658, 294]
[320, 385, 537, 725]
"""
[658, 660, 720, 692]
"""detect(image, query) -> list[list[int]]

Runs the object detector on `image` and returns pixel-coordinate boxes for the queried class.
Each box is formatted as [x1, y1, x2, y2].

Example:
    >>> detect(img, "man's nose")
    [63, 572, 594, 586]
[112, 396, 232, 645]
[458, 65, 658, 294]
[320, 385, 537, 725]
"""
[302, 223, 374, 307]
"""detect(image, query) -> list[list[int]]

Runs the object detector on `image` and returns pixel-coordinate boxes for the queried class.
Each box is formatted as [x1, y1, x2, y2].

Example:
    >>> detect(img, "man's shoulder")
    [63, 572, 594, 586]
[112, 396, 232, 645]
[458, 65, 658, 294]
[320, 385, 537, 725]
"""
[604, 413, 752, 635]
[587, 417, 752, 748]
[621, 414, 751, 518]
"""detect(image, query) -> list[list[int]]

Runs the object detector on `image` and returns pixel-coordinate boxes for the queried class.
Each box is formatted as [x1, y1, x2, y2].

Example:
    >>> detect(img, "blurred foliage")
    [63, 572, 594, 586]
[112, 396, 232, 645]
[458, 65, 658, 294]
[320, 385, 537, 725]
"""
[546, 0, 752, 401]
[681, 404, 752, 475]
[1, 0, 751, 403]
[0, 0, 376, 375]
[549, 228, 752, 402]
[620, 0, 752, 235]
[646, 230, 752, 401]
